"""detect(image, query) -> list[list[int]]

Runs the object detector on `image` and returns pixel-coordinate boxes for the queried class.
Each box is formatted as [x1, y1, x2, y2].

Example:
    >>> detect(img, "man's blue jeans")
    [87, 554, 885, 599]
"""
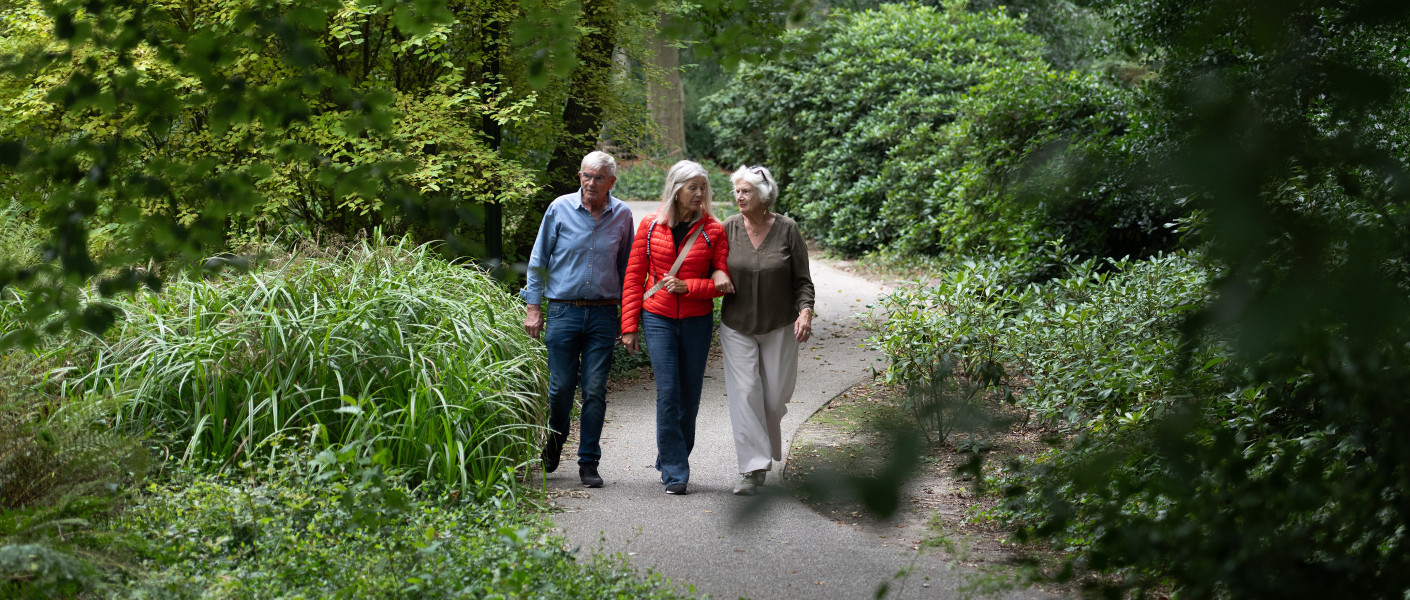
[642, 312, 713, 486]
[545, 303, 618, 465]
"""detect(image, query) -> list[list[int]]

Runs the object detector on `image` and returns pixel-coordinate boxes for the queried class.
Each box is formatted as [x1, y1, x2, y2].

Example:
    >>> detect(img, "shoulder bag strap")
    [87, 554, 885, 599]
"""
[643, 225, 704, 300]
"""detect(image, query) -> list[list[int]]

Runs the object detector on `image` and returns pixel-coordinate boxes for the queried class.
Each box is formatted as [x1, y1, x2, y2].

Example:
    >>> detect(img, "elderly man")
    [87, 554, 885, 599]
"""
[521, 151, 635, 488]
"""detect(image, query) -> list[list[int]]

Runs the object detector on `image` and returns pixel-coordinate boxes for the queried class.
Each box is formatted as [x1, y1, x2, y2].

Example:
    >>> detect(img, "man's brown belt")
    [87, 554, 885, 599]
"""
[548, 298, 620, 307]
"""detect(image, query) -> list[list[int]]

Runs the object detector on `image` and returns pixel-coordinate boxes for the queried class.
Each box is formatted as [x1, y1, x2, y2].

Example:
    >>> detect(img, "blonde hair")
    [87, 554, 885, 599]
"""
[730, 164, 777, 207]
[653, 160, 714, 226]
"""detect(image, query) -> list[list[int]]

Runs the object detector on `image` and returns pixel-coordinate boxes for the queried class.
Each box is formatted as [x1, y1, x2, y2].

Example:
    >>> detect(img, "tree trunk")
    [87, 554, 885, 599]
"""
[647, 14, 686, 157]
[482, 18, 503, 264]
[539, 0, 619, 210]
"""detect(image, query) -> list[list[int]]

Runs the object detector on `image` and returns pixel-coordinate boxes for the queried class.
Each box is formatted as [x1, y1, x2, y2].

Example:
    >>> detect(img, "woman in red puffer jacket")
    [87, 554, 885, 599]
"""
[619, 159, 729, 495]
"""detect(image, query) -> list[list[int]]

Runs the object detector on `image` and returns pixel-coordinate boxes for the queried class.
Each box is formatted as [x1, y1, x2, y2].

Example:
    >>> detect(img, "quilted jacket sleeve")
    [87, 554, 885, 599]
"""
[683, 219, 729, 300]
[619, 219, 653, 335]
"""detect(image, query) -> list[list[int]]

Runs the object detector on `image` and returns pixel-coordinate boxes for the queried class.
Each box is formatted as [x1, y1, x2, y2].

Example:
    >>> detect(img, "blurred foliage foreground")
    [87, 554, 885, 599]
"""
[836, 1, 1410, 598]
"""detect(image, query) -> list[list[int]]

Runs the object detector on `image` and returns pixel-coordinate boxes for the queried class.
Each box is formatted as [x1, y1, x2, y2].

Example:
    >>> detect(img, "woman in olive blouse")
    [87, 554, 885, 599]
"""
[711, 165, 815, 495]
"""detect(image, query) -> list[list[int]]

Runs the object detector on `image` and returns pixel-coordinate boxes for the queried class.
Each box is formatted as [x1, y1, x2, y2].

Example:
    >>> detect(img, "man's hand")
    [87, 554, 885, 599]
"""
[620, 332, 639, 354]
[712, 270, 734, 294]
[524, 304, 544, 339]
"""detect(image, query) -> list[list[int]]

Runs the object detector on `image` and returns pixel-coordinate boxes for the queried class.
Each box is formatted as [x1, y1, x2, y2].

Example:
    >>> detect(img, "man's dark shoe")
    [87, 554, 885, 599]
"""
[580, 463, 604, 488]
[665, 482, 688, 495]
[541, 436, 564, 473]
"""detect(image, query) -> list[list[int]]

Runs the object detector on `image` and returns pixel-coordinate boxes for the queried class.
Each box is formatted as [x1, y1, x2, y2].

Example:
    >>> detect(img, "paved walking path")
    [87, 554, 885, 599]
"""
[542, 201, 1057, 599]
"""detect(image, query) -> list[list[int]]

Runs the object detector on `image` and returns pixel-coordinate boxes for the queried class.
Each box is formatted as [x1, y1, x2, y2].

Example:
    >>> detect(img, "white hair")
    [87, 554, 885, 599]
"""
[580, 151, 617, 176]
[654, 160, 714, 226]
[730, 164, 777, 207]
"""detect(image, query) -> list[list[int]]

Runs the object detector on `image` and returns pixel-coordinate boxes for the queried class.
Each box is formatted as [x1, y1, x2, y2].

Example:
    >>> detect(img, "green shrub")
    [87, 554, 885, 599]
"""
[612, 162, 670, 202]
[55, 238, 545, 501]
[1005, 253, 1219, 422]
[705, 2, 1169, 262]
[613, 161, 735, 211]
[711, 2, 1015, 249]
[703, 2, 1038, 255]
[941, 67, 1180, 261]
[966, 0, 1118, 71]
[109, 456, 684, 600]
[868, 251, 1220, 428]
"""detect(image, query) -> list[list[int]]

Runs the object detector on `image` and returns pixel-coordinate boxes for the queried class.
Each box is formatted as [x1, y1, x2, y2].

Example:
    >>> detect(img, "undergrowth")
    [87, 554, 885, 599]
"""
[43, 238, 548, 501]
[3, 439, 685, 599]
[104, 442, 682, 600]
[0, 237, 683, 599]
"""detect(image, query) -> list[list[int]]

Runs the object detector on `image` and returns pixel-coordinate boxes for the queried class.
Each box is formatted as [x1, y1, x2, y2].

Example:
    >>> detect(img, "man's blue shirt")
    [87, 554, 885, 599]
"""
[520, 190, 635, 305]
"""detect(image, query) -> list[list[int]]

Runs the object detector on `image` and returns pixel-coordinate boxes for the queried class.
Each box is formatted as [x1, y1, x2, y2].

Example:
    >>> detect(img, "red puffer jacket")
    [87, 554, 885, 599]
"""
[620, 216, 729, 334]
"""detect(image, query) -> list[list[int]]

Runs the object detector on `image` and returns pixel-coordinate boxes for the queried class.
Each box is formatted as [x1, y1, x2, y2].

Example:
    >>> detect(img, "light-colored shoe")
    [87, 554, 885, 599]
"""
[732, 474, 758, 495]
[751, 470, 767, 486]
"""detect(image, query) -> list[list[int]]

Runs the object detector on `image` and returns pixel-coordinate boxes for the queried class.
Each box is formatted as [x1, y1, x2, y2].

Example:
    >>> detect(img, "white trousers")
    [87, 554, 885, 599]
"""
[720, 322, 799, 474]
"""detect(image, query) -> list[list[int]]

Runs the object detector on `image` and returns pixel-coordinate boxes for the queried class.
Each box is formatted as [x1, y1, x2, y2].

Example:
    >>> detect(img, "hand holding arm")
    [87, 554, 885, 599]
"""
[712, 270, 735, 294]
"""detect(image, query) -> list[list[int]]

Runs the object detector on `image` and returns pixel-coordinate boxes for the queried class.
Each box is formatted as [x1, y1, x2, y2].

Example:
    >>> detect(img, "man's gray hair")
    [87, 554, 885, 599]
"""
[581, 151, 617, 176]
[730, 164, 777, 207]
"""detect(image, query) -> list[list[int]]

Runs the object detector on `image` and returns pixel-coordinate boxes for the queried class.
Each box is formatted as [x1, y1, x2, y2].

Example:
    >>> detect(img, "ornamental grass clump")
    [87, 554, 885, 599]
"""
[67, 238, 545, 500]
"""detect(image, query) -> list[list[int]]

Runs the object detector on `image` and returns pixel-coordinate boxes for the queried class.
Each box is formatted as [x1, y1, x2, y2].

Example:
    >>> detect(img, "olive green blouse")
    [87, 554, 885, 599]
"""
[720, 213, 815, 335]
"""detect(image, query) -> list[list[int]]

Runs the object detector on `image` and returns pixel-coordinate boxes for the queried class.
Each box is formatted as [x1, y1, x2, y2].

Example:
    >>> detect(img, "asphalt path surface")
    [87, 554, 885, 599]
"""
[542, 200, 1058, 600]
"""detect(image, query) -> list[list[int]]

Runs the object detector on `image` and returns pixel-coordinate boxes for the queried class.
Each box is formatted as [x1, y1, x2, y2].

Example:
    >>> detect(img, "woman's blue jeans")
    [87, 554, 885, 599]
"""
[642, 312, 714, 486]
[545, 303, 618, 465]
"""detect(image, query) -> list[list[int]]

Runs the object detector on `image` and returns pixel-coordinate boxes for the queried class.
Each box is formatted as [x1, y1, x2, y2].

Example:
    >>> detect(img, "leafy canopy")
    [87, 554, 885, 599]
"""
[0, 0, 813, 346]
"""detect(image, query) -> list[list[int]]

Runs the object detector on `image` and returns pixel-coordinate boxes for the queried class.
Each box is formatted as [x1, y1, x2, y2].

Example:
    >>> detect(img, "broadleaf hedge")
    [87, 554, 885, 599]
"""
[705, 1, 1177, 262]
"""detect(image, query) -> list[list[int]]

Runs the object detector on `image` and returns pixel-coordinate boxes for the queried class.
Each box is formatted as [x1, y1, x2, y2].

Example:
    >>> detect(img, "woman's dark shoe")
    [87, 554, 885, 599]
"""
[665, 482, 688, 495]
[580, 463, 604, 488]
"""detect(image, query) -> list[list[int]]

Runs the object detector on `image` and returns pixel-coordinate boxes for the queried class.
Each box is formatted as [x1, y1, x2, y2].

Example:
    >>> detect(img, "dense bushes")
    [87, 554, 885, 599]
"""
[869, 251, 1219, 427]
[705, 2, 1035, 254]
[704, 1, 1169, 261]
[856, 0, 1410, 596]
[866, 248, 1403, 596]
[611, 160, 735, 208]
